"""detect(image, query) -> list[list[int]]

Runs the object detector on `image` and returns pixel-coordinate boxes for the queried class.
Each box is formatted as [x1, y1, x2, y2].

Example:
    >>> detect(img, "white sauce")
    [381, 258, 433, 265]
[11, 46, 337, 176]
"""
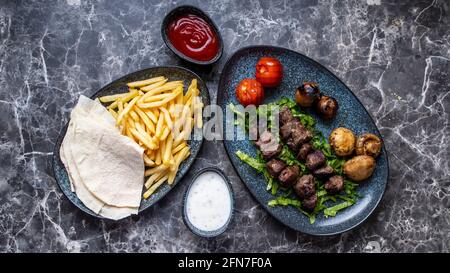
[186, 171, 232, 232]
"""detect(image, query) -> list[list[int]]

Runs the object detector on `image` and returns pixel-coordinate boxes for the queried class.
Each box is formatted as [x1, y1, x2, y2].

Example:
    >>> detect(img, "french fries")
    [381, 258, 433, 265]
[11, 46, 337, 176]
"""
[99, 76, 203, 199]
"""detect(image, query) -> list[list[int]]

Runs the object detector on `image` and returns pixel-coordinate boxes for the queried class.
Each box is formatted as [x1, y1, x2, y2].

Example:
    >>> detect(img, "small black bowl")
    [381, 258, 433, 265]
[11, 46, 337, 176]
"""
[182, 167, 234, 238]
[161, 5, 223, 66]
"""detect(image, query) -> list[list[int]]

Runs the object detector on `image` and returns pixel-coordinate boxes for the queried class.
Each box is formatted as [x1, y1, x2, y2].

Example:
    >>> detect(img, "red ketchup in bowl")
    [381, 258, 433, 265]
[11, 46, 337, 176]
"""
[167, 14, 219, 62]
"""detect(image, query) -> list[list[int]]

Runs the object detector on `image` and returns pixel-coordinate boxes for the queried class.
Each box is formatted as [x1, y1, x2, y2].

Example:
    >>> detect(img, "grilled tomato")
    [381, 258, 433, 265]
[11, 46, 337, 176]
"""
[255, 57, 283, 87]
[236, 78, 264, 106]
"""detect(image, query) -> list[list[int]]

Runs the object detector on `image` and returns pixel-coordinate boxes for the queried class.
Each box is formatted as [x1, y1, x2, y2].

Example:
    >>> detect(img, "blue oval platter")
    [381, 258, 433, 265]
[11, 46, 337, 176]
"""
[52, 66, 210, 219]
[217, 46, 389, 235]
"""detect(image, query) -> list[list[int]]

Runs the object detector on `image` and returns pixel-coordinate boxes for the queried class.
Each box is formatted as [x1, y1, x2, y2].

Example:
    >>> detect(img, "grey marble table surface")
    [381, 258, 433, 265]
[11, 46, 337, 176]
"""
[0, 0, 449, 253]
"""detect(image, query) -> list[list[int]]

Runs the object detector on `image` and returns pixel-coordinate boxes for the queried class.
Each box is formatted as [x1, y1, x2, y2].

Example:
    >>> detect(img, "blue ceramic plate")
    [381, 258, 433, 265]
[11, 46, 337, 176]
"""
[52, 66, 210, 219]
[218, 46, 388, 235]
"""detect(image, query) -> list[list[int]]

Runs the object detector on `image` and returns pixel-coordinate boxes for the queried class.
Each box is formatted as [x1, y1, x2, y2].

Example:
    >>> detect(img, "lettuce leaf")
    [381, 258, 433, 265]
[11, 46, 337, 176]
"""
[235, 150, 265, 172]
[323, 201, 354, 217]
[268, 196, 301, 208]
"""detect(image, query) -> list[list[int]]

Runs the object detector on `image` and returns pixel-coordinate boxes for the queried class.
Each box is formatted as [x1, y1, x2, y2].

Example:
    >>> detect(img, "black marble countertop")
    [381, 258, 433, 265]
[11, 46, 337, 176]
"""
[1, 0, 449, 252]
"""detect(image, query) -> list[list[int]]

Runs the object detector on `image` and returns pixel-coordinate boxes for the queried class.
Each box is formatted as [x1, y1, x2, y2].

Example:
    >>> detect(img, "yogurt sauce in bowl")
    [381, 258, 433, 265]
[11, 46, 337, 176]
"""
[183, 167, 234, 237]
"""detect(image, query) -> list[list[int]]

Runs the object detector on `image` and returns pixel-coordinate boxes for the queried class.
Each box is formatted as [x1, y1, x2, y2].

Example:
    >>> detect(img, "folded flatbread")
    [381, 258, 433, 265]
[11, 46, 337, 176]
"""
[59, 95, 144, 220]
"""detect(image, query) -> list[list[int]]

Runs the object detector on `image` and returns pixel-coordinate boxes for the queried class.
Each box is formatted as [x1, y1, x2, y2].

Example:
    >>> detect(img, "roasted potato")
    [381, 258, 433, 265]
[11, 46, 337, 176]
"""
[343, 155, 376, 181]
[329, 127, 356, 156]
[356, 133, 382, 158]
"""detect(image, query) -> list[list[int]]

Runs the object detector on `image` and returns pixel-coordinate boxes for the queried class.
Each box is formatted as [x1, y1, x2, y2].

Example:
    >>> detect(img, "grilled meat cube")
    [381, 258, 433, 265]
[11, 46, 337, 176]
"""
[297, 143, 314, 161]
[261, 145, 282, 160]
[302, 193, 318, 211]
[255, 130, 273, 148]
[313, 165, 334, 180]
[255, 130, 282, 160]
[294, 174, 316, 199]
[279, 106, 294, 126]
[286, 127, 313, 152]
[286, 138, 301, 152]
[305, 150, 326, 170]
[266, 159, 286, 177]
[294, 127, 313, 143]
[324, 175, 344, 194]
[278, 165, 300, 187]
[279, 118, 302, 141]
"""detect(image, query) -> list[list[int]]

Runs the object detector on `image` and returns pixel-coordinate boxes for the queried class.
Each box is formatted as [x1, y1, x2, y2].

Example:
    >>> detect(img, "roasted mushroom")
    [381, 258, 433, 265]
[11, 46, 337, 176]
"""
[316, 95, 338, 120]
[295, 82, 320, 107]
[343, 155, 376, 181]
[356, 133, 382, 158]
[329, 128, 356, 157]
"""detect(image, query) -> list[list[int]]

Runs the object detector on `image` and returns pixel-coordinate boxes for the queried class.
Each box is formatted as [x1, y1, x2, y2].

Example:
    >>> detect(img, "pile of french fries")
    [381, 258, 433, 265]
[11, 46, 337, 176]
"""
[99, 76, 203, 199]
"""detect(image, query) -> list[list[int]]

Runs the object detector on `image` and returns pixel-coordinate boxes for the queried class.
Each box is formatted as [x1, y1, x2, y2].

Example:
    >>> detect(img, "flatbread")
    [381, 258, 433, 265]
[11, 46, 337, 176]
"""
[71, 115, 144, 207]
[61, 120, 105, 213]
[71, 95, 117, 130]
[99, 205, 138, 220]
[60, 96, 116, 193]
[60, 128, 75, 192]
[60, 95, 144, 219]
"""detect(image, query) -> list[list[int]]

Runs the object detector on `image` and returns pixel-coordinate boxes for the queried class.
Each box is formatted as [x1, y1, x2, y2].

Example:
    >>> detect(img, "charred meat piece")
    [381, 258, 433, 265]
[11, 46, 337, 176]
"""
[279, 106, 294, 126]
[255, 130, 282, 160]
[278, 165, 300, 188]
[302, 193, 318, 211]
[286, 127, 313, 151]
[266, 159, 286, 178]
[305, 150, 326, 170]
[313, 165, 334, 180]
[254, 130, 272, 148]
[297, 143, 314, 161]
[261, 144, 282, 160]
[280, 119, 302, 141]
[324, 175, 344, 194]
[294, 174, 316, 199]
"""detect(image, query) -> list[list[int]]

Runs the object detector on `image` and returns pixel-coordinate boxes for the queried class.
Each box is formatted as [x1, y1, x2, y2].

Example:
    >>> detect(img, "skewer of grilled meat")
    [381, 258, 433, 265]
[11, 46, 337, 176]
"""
[279, 107, 319, 210]
[269, 107, 345, 210]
